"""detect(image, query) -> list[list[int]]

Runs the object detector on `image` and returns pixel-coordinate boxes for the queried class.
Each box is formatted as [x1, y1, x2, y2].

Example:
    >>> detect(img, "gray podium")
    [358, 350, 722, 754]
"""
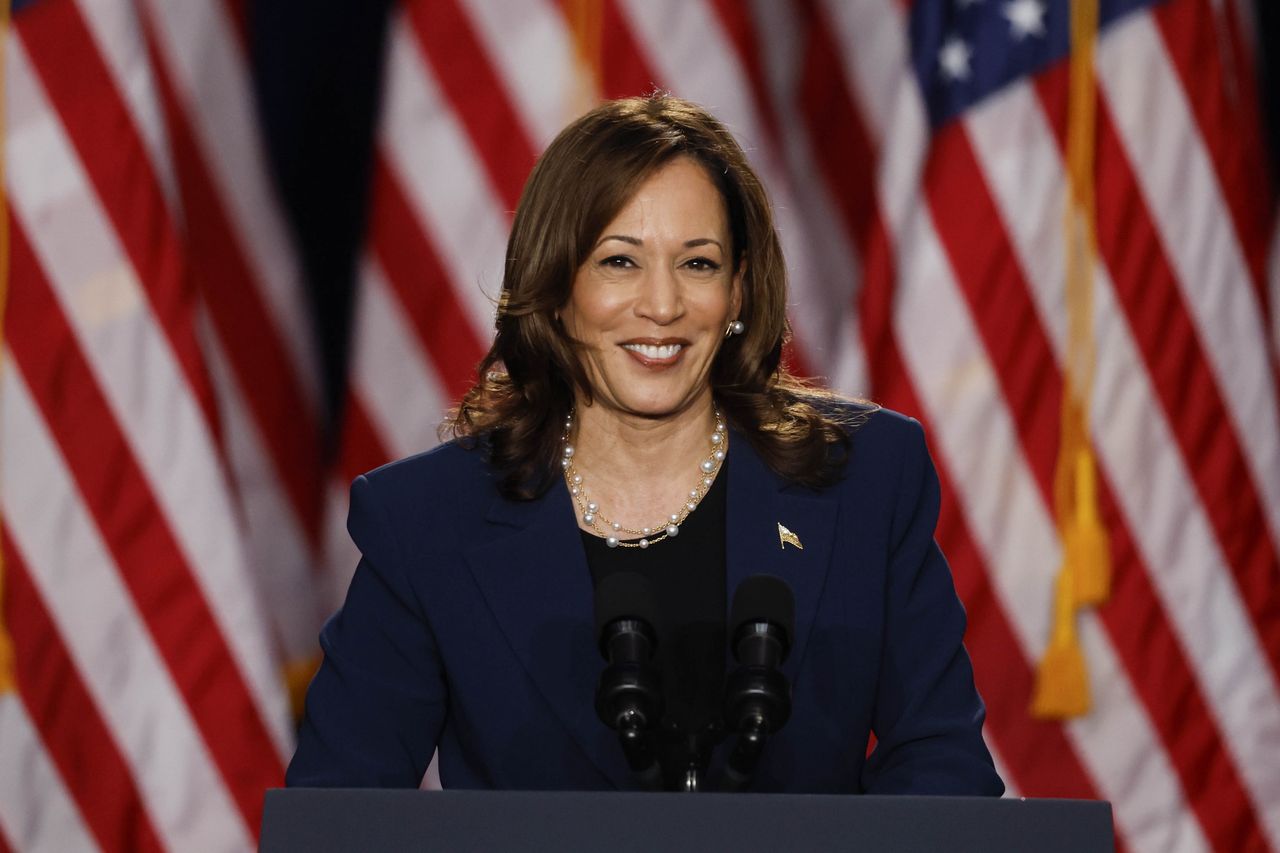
[261, 789, 1114, 852]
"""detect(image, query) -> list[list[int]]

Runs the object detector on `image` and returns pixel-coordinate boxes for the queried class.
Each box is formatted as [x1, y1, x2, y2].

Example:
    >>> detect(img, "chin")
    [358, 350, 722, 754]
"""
[615, 390, 707, 419]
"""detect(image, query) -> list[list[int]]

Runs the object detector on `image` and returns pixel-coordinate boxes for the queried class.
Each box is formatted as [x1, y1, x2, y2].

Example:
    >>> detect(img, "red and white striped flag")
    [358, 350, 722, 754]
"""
[3, 0, 1277, 850]
[336, 0, 1280, 851]
[0, 0, 329, 849]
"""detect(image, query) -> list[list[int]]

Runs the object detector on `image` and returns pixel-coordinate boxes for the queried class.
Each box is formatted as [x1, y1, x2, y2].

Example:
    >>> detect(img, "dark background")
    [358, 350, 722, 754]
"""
[249, 0, 1280, 452]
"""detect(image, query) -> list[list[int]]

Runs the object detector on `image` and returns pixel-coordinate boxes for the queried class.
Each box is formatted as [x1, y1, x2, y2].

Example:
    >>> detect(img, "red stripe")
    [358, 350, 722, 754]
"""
[1034, 62, 1280, 678]
[1150, 0, 1280, 474]
[404, 0, 538, 211]
[706, 0, 785, 148]
[137, 7, 326, 550]
[219, 0, 250, 50]
[14, 0, 218, 436]
[797, 6, 879, 250]
[337, 393, 395, 486]
[599, 0, 659, 98]
[368, 158, 487, 404]
[703, 0, 817, 380]
[7, 221, 283, 834]
[1153, 0, 1276, 307]
[3, 532, 166, 853]
[925, 113, 1265, 851]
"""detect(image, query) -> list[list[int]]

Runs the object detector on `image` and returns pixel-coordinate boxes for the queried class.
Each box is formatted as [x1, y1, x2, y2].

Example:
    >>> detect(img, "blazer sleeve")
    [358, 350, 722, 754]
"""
[286, 474, 446, 787]
[861, 419, 1004, 796]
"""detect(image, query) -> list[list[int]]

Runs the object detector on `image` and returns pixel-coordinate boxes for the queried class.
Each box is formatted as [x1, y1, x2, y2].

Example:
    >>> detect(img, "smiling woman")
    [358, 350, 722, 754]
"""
[287, 94, 1004, 796]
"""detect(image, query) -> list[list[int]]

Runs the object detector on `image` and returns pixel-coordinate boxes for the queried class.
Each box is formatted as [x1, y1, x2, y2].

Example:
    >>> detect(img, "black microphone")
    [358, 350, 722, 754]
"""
[720, 574, 795, 791]
[593, 572, 663, 788]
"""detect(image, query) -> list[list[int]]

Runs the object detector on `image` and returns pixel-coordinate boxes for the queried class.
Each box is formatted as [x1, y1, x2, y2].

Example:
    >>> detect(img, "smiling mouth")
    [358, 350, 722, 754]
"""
[622, 342, 684, 360]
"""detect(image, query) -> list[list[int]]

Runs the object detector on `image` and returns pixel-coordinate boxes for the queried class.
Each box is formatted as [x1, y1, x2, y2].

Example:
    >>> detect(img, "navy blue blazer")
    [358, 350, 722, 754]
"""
[287, 407, 1003, 795]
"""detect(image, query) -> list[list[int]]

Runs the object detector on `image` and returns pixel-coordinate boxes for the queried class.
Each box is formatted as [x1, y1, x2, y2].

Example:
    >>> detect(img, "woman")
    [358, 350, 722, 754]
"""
[287, 95, 1002, 795]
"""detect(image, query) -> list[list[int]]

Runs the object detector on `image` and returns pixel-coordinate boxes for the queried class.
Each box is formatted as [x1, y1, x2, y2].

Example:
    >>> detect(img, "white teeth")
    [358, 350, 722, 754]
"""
[623, 343, 682, 359]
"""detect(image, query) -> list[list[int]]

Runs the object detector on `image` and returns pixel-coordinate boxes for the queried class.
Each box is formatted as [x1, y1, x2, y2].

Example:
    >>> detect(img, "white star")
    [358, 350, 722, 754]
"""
[1003, 0, 1047, 40]
[938, 36, 973, 82]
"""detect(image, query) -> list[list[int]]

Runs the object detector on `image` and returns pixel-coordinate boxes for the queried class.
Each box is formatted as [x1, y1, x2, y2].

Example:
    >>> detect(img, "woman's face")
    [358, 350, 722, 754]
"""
[560, 156, 743, 421]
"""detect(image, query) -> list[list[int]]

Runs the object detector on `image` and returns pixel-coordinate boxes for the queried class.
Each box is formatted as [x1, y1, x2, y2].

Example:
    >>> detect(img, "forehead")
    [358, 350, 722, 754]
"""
[601, 157, 729, 236]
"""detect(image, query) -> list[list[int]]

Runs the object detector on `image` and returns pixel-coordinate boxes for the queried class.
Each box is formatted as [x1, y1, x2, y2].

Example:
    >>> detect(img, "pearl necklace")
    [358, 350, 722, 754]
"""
[561, 411, 728, 549]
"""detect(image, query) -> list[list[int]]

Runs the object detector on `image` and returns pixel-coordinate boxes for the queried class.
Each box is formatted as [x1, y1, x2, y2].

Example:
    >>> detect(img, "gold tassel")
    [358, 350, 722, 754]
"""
[1032, 0, 1106, 721]
[1063, 447, 1110, 605]
[1031, 567, 1091, 718]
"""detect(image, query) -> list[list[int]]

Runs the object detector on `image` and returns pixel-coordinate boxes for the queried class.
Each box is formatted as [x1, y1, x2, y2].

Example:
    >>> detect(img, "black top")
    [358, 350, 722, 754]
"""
[580, 468, 728, 788]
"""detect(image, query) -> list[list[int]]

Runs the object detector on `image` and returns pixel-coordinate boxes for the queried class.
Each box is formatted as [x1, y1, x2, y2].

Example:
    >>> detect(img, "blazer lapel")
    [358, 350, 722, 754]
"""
[462, 481, 630, 787]
[725, 429, 838, 682]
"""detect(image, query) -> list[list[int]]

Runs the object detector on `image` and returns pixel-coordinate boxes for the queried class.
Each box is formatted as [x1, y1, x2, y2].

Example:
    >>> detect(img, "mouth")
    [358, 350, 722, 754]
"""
[620, 339, 688, 367]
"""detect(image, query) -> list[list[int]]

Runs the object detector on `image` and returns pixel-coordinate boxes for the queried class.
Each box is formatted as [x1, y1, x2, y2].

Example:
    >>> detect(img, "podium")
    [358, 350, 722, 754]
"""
[262, 789, 1114, 852]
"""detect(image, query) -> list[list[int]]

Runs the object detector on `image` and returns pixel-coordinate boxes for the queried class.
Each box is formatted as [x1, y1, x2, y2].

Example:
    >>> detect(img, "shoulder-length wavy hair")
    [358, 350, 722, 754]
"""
[449, 94, 868, 499]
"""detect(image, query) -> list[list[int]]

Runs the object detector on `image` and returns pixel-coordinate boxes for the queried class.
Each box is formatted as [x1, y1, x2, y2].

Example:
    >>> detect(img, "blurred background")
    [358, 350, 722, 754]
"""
[1, 0, 1278, 850]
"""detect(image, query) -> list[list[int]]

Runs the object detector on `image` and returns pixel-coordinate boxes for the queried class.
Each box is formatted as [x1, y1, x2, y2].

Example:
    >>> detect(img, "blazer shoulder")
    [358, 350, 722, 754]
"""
[361, 438, 491, 493]
[351, 440, 498, 546]
[833, 404, 933, 491]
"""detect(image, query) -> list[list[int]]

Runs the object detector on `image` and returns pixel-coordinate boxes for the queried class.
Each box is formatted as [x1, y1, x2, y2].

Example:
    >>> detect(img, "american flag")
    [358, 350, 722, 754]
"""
[1, 0, 323, 848]
[2, 0, 1278, 852]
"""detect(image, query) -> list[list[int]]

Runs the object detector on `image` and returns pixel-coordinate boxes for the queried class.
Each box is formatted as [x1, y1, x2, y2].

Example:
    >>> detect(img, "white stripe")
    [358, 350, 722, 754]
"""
[136, 0, 322, 411]
[380, 16, 506, 341]
[198, 306, 322, 669]
[891, 203, 1209, 853]
[965, 77, 1280, 848]
[457, 0, 575, 146]
[5, 39, 290, 759]
[614, 0, 868, 389]
[0, 695, 99, 853]
[73, 0, 179, 213]
[818, 0, 931, 238]
[352, 258, 453, 461]
[741, 0, 869, 393]
[0, 361, 253, 852]
[1098, 13, 1280, 548]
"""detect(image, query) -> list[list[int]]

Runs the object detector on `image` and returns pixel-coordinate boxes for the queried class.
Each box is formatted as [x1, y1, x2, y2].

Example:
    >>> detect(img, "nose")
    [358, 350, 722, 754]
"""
[634, 264, 684, 325]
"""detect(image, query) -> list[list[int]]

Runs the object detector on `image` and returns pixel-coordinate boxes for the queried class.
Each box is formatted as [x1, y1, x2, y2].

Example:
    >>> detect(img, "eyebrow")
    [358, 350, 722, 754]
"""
[596, 235, 725, 251]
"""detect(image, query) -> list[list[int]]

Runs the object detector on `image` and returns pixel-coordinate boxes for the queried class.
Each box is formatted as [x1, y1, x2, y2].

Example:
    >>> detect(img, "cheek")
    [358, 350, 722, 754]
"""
[564, 292, 627, 339]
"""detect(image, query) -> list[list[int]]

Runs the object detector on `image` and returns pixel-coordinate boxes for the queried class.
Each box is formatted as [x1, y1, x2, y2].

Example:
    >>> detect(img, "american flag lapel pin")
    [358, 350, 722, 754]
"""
[777, 522, 803, 550]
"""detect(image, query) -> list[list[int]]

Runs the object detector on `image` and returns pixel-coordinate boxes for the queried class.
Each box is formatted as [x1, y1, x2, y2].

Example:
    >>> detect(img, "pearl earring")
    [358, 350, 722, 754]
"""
[725, 320, 745, 337]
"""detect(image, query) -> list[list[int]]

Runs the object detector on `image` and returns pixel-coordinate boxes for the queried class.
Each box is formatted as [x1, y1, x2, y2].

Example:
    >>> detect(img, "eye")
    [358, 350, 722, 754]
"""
[684, 256, 722, 272]
[598, 255, 636, 269]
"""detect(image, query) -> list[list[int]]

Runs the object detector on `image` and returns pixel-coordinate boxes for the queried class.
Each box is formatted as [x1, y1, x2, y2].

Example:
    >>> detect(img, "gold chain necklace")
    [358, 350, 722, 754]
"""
[560, 411, 727, 549]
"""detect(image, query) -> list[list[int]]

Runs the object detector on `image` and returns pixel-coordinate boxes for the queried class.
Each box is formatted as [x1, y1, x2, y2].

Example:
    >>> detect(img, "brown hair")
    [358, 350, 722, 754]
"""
[448, 94, 870, 499]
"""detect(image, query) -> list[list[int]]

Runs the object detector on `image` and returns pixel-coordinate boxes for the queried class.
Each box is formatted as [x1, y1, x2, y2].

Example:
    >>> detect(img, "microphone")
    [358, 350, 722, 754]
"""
[720, 574, 795, 791]
[593, 572, 663, 788]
